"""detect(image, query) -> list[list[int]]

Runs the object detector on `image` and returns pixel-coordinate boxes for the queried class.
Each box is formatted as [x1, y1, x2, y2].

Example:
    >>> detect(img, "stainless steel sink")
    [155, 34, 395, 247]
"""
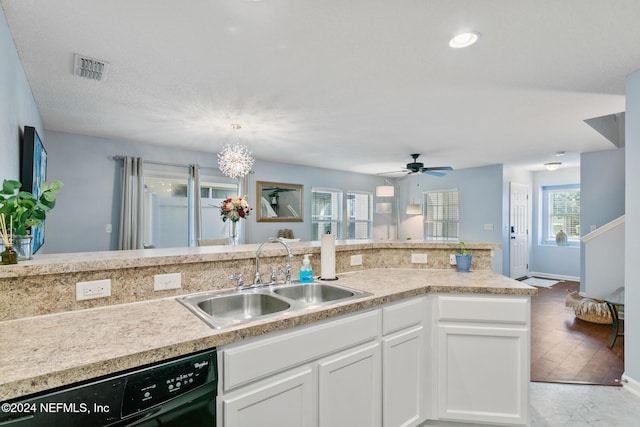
[178, 291, 291, 329]
[198, 293, 291, 319]
[273, 283, 355, 304]
[178, 282, 372, 329]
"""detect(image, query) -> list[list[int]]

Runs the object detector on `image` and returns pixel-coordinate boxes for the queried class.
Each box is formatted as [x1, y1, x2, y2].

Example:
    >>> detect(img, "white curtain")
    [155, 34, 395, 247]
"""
[118, 156, 144, 250]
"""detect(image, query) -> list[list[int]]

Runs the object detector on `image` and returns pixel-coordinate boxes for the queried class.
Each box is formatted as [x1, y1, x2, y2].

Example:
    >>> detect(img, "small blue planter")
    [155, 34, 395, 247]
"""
[455, 254, 472, 272]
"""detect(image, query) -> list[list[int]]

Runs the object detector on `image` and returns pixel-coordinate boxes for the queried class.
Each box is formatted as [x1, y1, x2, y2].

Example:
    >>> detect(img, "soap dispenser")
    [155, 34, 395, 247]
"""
[299, 254, 313, 283]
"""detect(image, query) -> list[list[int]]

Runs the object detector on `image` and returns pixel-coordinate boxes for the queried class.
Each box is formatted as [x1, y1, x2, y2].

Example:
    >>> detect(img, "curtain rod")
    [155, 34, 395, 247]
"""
[110, 155, 220, 171]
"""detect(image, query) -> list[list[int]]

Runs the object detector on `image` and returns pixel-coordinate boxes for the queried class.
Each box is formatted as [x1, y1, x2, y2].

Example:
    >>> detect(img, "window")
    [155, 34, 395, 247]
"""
[312, 188, 343, 239]
[423, 190, 459, 241]
[143, 164, 239, 249]
[346, 191, 372, 239]
[143, 165, 192, 248]
[542, 184, 580, 245]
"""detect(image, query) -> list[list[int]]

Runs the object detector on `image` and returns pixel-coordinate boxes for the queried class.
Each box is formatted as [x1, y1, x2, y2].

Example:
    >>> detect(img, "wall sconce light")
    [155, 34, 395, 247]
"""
[405, 204, 422, 215]
[376, 202, 393, 214]
[375, 185, 395, 197]
[544, 162, 562, 171]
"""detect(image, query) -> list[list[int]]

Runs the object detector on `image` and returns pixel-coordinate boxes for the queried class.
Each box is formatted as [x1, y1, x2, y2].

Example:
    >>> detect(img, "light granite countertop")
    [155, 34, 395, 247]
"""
[0, 268, 534, 401]
[0, 240, 500, 279]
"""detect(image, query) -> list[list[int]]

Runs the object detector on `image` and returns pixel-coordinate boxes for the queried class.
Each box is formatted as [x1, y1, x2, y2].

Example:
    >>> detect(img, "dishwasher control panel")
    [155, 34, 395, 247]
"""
[122, 351, 217, 417]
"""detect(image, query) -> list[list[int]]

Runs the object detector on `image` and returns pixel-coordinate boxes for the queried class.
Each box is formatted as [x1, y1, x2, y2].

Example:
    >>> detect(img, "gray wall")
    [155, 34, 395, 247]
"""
[580, 148, 625, 293]
[398, 164, 505, 273]
[529, 167, 581, 279]
[624, 69, 640, 388]
[0, 8, 42, 180]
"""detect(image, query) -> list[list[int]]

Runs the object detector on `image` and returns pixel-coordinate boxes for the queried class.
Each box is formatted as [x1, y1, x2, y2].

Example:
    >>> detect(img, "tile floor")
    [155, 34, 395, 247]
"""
[530, 382, 640, 426]
[421, 382, 640, 426]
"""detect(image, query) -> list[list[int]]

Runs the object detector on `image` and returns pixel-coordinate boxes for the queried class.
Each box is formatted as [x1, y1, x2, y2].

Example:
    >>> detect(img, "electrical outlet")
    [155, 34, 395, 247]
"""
[449, 254, 457, 265]
[154, 273, 182, 291]
[411, 253, 428, 264]
[350, 254, 363, 266]
[76, 279, 112, 301]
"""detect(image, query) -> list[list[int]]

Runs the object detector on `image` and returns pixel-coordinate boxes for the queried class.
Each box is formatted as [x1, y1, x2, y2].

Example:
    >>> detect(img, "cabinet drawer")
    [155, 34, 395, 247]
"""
[222, 309, 381, 391]
[438, 295, 529, 324]
[382, 296, 425, 335]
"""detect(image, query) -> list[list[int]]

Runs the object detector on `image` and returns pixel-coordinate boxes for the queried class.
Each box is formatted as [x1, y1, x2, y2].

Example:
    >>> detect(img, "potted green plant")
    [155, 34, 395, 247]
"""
[0, 179, 63, 260]
[455, 240, 472, 272]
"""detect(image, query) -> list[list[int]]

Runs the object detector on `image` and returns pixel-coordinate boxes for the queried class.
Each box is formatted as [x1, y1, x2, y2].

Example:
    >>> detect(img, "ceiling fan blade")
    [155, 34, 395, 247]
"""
[423, 170, 446, 177]
[423, 166, 453, 171]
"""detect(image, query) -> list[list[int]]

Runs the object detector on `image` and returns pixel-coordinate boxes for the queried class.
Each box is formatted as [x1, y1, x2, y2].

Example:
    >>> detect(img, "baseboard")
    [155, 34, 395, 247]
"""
[527, 272, 580, 282]
[622, 374, 640, 398]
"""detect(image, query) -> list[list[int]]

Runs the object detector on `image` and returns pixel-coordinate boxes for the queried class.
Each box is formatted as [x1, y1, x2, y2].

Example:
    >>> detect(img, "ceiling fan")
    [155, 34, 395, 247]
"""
[385, 154, 453, 177]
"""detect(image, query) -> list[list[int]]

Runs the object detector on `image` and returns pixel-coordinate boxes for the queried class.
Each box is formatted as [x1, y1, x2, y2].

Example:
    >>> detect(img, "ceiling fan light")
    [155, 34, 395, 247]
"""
[544, 162, 562, 171]
[376, 185, 395, 197]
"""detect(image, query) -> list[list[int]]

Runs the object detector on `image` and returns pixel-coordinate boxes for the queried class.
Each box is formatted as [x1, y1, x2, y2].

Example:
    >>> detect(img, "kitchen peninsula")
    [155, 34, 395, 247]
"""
[0, 241, 536, 426]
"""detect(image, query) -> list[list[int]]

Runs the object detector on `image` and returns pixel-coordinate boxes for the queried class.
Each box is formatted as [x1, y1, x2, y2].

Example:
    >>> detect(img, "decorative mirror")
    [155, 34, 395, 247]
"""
[256, 181, 303, 222]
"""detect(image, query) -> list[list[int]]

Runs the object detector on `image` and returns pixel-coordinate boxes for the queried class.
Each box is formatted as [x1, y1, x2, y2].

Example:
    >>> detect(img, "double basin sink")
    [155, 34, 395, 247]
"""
[177, 282, 372, 329]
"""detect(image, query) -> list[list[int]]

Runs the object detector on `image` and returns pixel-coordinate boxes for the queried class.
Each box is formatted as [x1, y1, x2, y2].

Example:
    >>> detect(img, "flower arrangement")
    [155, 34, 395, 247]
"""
[220, 196, 252, 223]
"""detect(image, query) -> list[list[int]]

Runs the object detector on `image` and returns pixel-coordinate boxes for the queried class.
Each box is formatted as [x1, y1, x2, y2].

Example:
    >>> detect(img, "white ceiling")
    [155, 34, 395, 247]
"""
[2, 0, 638, 176]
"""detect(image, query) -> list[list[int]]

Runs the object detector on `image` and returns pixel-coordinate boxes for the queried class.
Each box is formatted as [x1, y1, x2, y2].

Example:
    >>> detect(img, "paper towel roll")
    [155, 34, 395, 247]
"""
[321, 234, 336, 279]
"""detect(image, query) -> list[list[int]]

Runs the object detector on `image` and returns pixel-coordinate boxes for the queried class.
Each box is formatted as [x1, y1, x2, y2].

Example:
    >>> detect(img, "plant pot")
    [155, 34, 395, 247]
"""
[13, 235, 33, 260]
[455, 254, 472, 272]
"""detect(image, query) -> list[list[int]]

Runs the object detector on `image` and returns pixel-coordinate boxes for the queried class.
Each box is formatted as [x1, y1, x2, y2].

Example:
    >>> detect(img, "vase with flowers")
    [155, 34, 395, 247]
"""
[220, 195, 252, 245]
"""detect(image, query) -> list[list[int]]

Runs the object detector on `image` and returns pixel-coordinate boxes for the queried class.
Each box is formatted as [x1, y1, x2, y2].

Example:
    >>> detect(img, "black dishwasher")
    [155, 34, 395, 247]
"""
[0, 349, 217, 427]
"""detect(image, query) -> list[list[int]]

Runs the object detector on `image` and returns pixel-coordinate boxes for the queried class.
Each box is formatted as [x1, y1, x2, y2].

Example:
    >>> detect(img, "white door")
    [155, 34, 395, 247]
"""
[509, 183, 529, 279]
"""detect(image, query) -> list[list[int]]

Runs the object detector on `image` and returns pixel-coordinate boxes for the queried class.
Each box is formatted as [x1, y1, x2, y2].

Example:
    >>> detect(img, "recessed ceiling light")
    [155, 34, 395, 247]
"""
[449, 32, 480, 49]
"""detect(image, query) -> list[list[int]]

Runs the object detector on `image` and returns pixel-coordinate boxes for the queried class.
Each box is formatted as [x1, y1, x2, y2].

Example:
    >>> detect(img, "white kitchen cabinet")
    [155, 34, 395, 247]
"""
[382, 326, 424, 427]
[222, 367, 314, 427]
[318, 342, 381, 427]
[218, 309, 381, 427]
[381, 297, 426, 427]
[432, 295, 530, 426]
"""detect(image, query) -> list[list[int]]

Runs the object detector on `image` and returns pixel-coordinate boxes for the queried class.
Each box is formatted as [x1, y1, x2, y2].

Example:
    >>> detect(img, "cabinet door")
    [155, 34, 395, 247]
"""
[382, 325, 424, 427]
[437, 324, 529, 425]
[222, 367, 313, 427]
[318, 342, 381, 427]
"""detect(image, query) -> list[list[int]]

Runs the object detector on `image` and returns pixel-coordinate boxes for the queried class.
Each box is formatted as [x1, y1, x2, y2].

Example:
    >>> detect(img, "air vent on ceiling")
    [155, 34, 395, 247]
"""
[73, 53, 110, 81]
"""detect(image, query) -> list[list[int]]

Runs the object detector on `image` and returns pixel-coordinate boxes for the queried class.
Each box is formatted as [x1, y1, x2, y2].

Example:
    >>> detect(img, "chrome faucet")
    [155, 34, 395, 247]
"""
[254, 237, 294, 286]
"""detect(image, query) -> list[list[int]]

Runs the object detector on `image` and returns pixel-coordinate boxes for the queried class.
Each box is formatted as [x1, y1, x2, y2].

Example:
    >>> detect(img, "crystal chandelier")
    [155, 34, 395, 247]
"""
[217, 124, 255, 179]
